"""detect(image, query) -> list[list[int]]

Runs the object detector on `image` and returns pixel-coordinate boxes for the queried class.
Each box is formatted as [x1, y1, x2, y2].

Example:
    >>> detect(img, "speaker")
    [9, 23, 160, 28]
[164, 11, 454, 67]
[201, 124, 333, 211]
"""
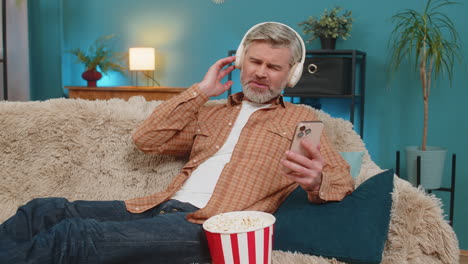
[284, 57, 352, 96]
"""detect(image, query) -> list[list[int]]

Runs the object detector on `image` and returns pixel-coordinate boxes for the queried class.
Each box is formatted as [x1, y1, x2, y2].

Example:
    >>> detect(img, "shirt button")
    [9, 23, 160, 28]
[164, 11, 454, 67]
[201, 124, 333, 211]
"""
[228, 122, 232, 126]
[216, 145, 220, 149]
[135, 207, 140, 210]
[193, 159, 197, 163]
[197, 129, 201, 133]
[236, 106, 240, 109]
[320, 192, 325, 196]
[283, 132, 287, 135]
[193, 92, 197, 96]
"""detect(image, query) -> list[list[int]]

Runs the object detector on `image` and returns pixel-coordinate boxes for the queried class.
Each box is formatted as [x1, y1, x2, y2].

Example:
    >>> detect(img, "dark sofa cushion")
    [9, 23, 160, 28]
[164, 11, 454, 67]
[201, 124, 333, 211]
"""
[274, 169, 394, 264]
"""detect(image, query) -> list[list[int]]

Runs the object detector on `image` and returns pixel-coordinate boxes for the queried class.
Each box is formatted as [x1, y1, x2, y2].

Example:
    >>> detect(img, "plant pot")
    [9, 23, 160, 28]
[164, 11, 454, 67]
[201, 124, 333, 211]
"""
[320, 37, 337, 50]
[82, 69, 102, 87]
[406, 146, 447, 189]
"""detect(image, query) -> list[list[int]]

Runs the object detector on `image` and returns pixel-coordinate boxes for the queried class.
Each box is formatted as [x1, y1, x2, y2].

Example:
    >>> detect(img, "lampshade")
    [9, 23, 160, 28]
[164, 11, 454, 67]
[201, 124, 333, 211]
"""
[129, 47, 155, 71]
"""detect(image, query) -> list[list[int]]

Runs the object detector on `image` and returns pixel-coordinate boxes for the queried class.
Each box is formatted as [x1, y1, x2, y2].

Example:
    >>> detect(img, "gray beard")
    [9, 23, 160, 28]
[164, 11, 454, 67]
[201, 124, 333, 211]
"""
[242, 85, 282, 104]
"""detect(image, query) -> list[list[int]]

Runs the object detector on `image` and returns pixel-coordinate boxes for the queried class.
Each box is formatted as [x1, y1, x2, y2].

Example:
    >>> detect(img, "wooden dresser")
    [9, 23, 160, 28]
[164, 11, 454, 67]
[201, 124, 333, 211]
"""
[65, 86, 187, 101]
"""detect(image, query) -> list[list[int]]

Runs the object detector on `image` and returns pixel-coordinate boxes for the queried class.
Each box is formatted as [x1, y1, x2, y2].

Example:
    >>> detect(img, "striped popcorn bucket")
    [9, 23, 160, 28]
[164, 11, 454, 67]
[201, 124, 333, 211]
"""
[203, 211, 276, 264]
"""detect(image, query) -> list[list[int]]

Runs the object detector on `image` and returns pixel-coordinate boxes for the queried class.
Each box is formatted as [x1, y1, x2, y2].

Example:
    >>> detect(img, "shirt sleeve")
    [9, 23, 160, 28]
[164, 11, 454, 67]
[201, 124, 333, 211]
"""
[132, 84, 209, 156]
[306, 126, 354, 203]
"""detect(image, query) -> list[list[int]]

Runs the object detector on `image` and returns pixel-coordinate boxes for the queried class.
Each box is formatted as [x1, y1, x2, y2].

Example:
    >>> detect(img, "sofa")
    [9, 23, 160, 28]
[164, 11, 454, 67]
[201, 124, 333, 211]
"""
[0, 96, 459, 264]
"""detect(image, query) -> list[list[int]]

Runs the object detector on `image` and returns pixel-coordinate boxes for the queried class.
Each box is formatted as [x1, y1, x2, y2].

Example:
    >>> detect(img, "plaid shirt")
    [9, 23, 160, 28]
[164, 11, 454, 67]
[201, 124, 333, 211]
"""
[126, 84, 354, 224]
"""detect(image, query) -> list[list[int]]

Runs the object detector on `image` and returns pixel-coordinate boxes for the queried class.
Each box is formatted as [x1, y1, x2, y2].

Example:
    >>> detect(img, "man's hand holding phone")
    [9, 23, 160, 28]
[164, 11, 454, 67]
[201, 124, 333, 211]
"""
[281, 121, 325, 192]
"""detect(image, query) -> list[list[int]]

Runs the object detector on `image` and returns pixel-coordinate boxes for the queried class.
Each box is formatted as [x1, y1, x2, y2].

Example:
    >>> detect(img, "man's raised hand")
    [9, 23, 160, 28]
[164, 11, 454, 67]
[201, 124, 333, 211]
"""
[198, 56, 236, 98]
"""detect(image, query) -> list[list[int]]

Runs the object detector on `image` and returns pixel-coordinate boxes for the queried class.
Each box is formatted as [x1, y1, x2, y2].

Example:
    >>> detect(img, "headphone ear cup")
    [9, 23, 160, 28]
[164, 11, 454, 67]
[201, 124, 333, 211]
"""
[235, 45, 244, 69]
[287, 63, 304, 88]
[235, 53, 242, 69]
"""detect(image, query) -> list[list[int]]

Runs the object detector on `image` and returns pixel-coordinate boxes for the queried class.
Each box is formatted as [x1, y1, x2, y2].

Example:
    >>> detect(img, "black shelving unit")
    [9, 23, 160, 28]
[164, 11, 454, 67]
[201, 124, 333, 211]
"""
[285, 50, 366, 138]
[227, 49, 366, 138]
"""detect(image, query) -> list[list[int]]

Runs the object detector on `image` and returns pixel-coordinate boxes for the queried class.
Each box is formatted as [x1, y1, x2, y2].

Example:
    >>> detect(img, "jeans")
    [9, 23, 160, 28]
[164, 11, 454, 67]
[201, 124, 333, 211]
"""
[0, 198, 211, 264]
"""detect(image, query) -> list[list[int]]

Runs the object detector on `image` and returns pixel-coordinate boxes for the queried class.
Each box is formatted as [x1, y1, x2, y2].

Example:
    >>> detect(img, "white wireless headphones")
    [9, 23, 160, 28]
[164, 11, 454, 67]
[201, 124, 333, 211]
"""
[234, 22, 306, 88]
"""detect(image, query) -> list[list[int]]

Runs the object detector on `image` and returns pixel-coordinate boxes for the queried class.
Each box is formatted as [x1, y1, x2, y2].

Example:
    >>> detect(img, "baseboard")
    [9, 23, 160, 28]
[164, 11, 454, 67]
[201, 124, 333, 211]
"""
[461, 250, 468, 256]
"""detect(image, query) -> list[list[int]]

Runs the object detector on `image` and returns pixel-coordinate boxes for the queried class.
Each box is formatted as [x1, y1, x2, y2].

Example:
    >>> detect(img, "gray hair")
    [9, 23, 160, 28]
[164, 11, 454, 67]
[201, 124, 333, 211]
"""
[243, 22, 303, 66]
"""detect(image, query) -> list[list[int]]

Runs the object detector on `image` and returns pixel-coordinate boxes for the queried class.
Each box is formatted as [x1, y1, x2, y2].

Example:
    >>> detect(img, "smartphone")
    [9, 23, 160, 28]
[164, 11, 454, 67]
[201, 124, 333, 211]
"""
[289, 121, 324, 156]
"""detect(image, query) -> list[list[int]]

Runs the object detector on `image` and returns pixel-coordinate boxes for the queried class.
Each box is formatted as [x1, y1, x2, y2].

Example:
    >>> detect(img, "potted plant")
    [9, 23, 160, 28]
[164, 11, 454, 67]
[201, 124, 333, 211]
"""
[387, 0, 462, 189]
[68, 35, 126, 87]
[298, 6, 353, 50]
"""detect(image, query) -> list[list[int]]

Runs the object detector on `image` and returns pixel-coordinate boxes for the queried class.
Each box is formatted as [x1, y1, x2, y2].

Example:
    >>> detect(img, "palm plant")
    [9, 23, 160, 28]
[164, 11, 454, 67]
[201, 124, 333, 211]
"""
[387, 0, 462, 151]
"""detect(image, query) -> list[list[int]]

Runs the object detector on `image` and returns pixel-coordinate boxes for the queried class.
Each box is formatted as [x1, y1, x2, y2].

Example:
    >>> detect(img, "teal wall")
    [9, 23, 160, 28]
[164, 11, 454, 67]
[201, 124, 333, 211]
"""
[28, 0, 63, 100]
[28, 0, 468, 249]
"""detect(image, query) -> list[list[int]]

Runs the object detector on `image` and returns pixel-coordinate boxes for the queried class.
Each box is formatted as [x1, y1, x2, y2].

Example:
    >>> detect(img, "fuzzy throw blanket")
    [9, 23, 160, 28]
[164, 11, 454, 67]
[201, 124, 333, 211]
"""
[0, 97, 459, 263]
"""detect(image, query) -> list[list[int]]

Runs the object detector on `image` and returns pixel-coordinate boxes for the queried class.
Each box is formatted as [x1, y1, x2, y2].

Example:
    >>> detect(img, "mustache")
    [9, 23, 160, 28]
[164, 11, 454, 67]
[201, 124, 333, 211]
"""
[248, 79, 269, 86]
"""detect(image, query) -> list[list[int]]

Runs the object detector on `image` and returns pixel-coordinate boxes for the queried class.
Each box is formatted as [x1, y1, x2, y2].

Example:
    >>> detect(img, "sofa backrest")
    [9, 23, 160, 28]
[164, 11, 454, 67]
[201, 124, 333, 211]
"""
[0, 97, 379, 222]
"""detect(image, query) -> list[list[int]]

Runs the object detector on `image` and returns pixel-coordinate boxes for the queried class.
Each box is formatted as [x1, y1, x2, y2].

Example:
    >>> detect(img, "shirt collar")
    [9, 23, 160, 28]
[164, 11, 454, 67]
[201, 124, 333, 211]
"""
[227, 92, 286, 108]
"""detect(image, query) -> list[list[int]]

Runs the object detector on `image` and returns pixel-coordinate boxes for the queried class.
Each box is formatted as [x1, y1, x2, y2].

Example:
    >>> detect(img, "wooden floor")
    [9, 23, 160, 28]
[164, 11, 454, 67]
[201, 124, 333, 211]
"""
[461, 256, 468, 264]
[461, 251, 468, 264]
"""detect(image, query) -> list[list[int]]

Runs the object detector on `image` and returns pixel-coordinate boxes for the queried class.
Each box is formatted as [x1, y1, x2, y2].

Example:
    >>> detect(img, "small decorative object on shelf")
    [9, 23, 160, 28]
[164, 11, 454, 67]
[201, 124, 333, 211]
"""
[68, 34, 126, 87]
[299, 6, 353, 50]
[81, 70, 102, 88]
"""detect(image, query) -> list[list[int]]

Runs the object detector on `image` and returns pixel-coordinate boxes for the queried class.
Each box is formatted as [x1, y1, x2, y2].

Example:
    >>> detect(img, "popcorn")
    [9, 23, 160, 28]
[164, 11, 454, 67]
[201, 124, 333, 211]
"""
[203, 211, 276, 264]
[203, 211, 274, 233]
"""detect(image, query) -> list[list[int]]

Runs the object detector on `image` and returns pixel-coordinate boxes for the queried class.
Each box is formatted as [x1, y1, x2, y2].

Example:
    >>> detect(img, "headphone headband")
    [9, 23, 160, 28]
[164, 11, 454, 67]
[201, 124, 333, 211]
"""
[234, 22, 306, 88]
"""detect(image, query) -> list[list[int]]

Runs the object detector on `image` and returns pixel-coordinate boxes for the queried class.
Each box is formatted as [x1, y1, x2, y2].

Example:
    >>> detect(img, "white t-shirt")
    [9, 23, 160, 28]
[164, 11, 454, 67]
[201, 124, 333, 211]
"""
[171, 101, 271, 208]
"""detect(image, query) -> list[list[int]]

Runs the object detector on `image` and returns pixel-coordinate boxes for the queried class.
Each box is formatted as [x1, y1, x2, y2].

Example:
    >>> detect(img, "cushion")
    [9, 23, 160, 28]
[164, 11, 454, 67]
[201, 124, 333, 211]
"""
[273, 169, 394, 264]
[339, 151, 364, 178]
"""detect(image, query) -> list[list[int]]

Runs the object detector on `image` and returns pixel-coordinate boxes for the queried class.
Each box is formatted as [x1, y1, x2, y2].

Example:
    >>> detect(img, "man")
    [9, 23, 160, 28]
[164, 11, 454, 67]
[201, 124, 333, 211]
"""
[0, 22, 353, 264]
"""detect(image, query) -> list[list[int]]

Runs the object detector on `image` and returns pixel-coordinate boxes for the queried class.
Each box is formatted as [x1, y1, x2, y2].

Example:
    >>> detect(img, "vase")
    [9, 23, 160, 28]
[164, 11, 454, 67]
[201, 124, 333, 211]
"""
[406, 146, 447, 189]
[320, 37, 337, 50]
[82, 69, 102, 87]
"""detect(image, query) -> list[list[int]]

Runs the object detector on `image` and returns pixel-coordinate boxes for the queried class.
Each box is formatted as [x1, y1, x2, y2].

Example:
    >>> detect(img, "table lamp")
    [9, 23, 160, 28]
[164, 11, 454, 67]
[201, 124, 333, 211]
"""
[129, 47, 160, 86]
